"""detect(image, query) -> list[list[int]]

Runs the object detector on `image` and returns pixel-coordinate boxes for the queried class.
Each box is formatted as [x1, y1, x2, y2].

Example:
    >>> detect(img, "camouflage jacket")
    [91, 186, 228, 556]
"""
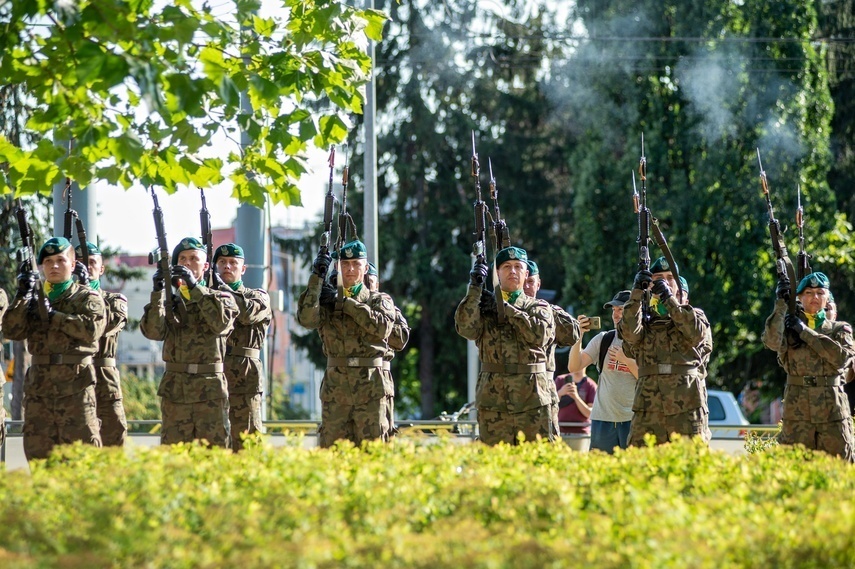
[296, 274, 402, 405]
[547, 304, 581, 374]
[618, 288, 713, 414]
[2, 282, 106, 398]
[94, 290, 128, 399]
[0, 289, 7, 389]
[455, 284, 556, 413]
[222, 284, 272, 394]
[141, 284, 238, 403]
[762, 299, 854, 423]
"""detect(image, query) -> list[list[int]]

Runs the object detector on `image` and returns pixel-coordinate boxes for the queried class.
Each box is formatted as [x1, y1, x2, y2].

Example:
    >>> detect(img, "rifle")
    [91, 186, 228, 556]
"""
[757, 149, 797, 316]
[62, 181, 90, 274]
[147, 186, 184, 327]
[470, 132, 487, 274]
[319, 146, 336, 259]
[334, 146, 358, 309]
[487, 157, 510, 324]
[14, 199, 49, 322]
[632, 169, 651, 322]
[796, 184, 811, 281]
[200, 188, 214, 284]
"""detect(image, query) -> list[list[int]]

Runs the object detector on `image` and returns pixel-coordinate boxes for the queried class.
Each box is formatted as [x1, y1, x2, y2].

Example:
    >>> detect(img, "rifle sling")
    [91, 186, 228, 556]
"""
[651, 218, 683, 300]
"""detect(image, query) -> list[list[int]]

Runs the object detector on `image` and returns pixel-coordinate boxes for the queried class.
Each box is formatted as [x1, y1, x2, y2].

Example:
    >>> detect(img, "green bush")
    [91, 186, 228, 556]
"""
[1, 436, 854, 568]
[120, 370, 161, 421]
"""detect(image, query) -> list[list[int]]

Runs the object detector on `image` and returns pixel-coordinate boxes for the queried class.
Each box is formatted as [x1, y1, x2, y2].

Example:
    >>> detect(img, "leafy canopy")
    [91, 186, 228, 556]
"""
[0, 0, 386, 207]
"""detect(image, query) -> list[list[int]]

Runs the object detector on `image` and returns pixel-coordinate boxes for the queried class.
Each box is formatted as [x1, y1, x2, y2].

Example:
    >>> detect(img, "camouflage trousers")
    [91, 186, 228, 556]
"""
[0, 405, 5, 451]
[318, 395, 393, 449]
[779, 417, 855, 462]
[23, 386, 102, 462]
[228, 392, 263, 451]
[478, 405, 556, 446]
[628, 406, 710, 447]
[96, 395, 127, 448]
[161, 398, 230, 448]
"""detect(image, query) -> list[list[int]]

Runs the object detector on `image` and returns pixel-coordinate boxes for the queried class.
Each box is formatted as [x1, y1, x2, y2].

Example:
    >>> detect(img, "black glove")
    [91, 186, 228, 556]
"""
[28, 295, 54, 324]
[152, 267, 165, 292]
[478, 288, 497, 317]
[319, 283, 337, 307]
[73, 261, 90, 287]
[171, 265, 197, 290]
[634, 270, 653, 290]
[16, 266, 38, 297]
[312, 252, 332, 278]
[210, 269, 226, 290]
[785, 314, 806, 334]
[775, 278, 791, 302]
[470, 261, 489, 287]
[651, 278, 672, 301]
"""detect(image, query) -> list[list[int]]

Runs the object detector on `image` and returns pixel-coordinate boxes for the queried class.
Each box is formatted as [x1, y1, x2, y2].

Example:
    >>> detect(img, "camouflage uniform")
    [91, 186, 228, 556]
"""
[222, 283, 272, 451]
[297, 273, 404, 448]
[618, 288, 713, 446]
[93, 290, 129, 447]
[0, 289, 7, 449]
[141, 284, 238, 447]
[455, 284, 557, 445]
[2, 282, 105, 461]
[762, 300, 855, 460]
[547, 305, 581, 437]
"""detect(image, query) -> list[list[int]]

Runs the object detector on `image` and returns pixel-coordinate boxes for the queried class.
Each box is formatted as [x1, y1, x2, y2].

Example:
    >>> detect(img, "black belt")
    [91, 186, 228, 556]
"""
[93, 358, 117, 367]
[638, 364, 697, 376]
[31, 355, 93, 366]
[787, 375, 841, 387]
[480, 362, 547, 374]
[226, 347, 261, 359]
[327, 357, 385, 368]
[164, 362, 224, 374]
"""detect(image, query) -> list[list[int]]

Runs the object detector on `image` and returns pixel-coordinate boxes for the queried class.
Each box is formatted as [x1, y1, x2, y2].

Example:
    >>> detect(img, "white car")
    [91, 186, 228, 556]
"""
[707, 389, 750, 440]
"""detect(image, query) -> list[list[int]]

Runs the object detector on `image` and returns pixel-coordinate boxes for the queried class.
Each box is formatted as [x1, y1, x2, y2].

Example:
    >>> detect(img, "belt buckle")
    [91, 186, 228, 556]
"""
[50, 354, 62, 365]
[347, 357, 359, 367]
[658, 364, 672, 375]
[803, 376, 817, 386]
[187, 364, 199, 374]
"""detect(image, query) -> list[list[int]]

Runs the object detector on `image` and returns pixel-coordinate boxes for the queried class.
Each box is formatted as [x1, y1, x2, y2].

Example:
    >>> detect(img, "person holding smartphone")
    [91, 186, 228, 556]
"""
[568, 290, 638, 453]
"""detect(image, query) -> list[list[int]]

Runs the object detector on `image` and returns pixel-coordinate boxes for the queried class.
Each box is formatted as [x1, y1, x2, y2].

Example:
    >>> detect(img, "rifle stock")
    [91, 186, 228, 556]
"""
[15, 199, 49, 322]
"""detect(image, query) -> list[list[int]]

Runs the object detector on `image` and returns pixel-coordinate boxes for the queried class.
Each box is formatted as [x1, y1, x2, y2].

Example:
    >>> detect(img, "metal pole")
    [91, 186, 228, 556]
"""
[52, 141, 97, 241]
[363, 0, 379, 265]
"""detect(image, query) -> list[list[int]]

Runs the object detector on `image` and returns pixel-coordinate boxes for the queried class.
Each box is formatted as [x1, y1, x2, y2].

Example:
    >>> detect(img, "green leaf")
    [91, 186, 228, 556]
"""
[313, 115, 348, 148]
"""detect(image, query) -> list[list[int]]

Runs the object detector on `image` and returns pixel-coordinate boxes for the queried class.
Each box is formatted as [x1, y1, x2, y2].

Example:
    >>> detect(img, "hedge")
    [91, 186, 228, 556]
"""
[0, 435, 853, 568]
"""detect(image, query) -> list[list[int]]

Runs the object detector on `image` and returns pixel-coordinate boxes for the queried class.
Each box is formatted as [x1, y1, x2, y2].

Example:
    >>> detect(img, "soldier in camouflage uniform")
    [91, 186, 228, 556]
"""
[2, 237, 105, 460]
[762, 271, 854, 460]
[523, 259, 580, 438]
[297, 240, 406, 448]
[76, 241, 129, 447]
[455, 246, 556, 445]
[619, 256, 713, 446]
[141, 237, 238, 448]
[0, 288, 7, 449]
[212, 243, 272, 451]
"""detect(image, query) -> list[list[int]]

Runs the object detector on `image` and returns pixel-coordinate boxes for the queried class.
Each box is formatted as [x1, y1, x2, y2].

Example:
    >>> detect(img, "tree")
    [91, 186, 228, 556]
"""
[0, 0, 384, 206]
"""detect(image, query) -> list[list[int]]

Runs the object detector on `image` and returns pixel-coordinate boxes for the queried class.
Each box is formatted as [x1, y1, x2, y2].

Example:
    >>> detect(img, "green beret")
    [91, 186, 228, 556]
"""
[339, 239, 367, 260]
[212, 243, 244, 264]
[526, 260, 539, 276]
[796, 271, 830, 295]
[171, 237, 206, 265]
[366, 262, 378, 277]
[496, 246, 527, 268]
[678, 276, 689, 295]
[650, 256, 678, 275]
[74, 241, 102, 258]
[38, 236, 72, 264]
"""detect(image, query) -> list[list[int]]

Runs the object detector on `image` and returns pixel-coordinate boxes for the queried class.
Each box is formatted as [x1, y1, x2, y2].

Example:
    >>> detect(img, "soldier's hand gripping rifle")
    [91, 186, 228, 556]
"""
[488, 157, 510, 324]
[15, 199, 49, 322]
[757, 149, 797, 317]
[147, 186, 184, 327]
[62, 180, 90, 275]
[796, 184, 812, 281]
[200, 188, 214, 285]
[470, 132, 488, 277]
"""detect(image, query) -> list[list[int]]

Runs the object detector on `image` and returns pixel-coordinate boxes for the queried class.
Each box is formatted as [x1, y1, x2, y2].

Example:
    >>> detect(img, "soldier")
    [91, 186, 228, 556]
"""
[364, 262, 379, 292]
[211, 243, 272, 451]
[762, 271, 854, 460]
[0, 287, 7, 449]
[297, 239, 405, 448]
[141, 237, 238, 448]
[619, 256, 713, 446]
[2, 237, 105, 460]
[523, 259, 580, 437]
[76, 241, 129, 447]
[455, 246, 556, 445]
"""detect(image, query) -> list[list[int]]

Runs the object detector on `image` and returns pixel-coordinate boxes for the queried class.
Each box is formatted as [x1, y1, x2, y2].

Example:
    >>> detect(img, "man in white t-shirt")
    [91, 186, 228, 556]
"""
[567, 290, 638, 453]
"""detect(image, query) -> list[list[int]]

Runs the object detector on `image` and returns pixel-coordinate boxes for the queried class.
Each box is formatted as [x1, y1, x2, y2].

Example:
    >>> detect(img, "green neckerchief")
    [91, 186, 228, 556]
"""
[345, 283, 363, 297]
[89, 279, 101, 291]
[198, 278, 207, 287]
[805, 309, 826, 330]
[44, 279, 73, 302]
[501, 289, 523, 305]
[650, 297, 668, 317]
[228, 280, 242, 291]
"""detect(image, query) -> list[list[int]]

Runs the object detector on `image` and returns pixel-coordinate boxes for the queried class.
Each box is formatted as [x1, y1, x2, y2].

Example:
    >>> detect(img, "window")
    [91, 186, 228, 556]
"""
[708, 394, 726, 421]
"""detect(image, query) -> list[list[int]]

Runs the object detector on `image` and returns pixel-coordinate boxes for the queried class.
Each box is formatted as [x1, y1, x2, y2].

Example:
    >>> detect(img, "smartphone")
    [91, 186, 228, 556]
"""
[587, 316, 601, 330]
